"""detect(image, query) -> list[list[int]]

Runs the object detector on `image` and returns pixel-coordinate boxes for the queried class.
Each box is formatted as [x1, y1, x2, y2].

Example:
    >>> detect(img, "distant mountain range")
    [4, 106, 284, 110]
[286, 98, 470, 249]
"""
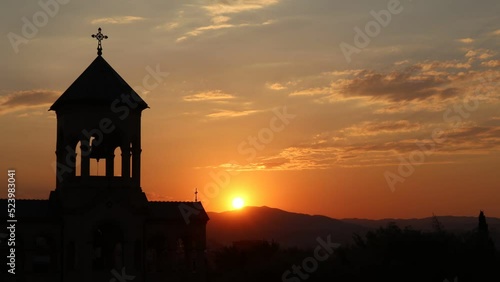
[206, 206, 500, 250]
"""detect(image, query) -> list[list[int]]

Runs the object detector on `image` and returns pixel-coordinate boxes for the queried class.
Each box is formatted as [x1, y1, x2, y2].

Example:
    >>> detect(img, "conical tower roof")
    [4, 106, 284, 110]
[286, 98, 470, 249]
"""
[50, 56, 148, 111]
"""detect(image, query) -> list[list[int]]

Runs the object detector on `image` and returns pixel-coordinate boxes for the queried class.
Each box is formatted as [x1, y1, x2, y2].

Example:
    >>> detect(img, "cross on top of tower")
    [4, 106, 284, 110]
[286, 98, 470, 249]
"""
[91, 27, 108, 56]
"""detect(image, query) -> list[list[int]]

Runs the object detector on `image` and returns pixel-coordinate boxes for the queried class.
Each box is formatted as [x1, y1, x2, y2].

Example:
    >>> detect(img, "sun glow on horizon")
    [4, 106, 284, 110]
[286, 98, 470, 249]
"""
[232, 197, 245, 209]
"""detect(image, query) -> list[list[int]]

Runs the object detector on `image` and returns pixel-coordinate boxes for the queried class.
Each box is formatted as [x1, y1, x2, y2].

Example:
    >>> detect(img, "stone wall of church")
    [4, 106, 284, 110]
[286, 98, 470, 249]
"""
[0, 220, 62, 282]
[144, 221, 207, 282]
[61, 203, 145, 282]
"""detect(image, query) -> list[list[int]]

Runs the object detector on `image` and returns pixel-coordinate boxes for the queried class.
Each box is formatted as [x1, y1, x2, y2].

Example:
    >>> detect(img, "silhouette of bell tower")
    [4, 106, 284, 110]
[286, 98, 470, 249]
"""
[49, 28, 149, 192]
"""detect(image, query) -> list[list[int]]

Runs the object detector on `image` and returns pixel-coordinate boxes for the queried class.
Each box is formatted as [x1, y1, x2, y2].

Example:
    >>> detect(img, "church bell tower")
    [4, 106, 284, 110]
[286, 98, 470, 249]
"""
[50, 28, 149, 195]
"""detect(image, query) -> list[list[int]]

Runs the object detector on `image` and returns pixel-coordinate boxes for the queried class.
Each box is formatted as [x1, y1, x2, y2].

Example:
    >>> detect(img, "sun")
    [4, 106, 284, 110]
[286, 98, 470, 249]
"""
[232, 197, 245, 209]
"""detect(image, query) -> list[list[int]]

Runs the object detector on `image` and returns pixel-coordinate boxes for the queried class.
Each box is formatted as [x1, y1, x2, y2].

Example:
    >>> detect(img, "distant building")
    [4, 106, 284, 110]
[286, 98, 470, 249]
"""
[0, 29, 209, 282]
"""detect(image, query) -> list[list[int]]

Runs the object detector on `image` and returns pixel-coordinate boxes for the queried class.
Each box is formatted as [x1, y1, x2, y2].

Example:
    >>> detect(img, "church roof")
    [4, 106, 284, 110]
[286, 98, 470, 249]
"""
[148, 201, 210, 222]
[0, 199, 209, 223]
[49, 56, 148, 111]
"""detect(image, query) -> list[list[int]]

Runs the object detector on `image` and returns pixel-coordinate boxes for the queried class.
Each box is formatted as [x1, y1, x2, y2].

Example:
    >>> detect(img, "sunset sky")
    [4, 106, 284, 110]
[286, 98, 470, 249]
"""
[1, 0, 499, 219]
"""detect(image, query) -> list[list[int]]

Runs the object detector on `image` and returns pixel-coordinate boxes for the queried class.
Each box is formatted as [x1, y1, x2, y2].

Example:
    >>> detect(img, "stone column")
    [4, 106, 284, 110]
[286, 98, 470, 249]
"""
[106, 153, 114, 177]
[131, 147, 141, 187]
[121, 145, 131, 178]
[81, 138, 90, 178]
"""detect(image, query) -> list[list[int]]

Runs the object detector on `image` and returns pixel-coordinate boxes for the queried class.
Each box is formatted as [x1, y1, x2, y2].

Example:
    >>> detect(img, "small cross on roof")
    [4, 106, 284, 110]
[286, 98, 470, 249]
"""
[91, 27, 108, 56]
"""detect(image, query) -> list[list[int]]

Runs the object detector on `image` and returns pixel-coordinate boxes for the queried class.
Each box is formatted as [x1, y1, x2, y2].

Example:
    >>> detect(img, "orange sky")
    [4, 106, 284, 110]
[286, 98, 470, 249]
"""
[1, 0, 500, 219]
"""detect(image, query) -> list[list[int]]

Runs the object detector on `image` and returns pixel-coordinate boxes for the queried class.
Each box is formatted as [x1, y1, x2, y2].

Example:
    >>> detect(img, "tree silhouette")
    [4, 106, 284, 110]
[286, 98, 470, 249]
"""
[431, 213, 445, 233]
[205, 215, 500, 282]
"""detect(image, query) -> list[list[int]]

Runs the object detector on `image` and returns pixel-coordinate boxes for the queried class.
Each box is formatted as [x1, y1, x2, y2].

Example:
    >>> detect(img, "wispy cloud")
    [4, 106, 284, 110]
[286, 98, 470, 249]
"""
[206, 109, 259, 119]
[457, 38, 474, 44]
[203, 0, 279, 15]
[0, 90, 60, 115]
[156, 21, 180, 31]
[91, 16, 144, 25]
[415, 60, 471, 70]
[176, 0, 279, 42]
[465, 48, 496, 61]
[208, 123, 500, 171]
[183, 90, 235, 102]
[266, 82, 287, 90]
[341, 120, 422, 137]
[176, 20, 271, 42]
[481, 60, 500, 68]
[212, 15, 231, 24]
[290, 87, 332, 97]
[286, 52, 500, 112]
[332, 68, 459, 102]
[155, 9, 185, 31]
[394, 60, 410, 66]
